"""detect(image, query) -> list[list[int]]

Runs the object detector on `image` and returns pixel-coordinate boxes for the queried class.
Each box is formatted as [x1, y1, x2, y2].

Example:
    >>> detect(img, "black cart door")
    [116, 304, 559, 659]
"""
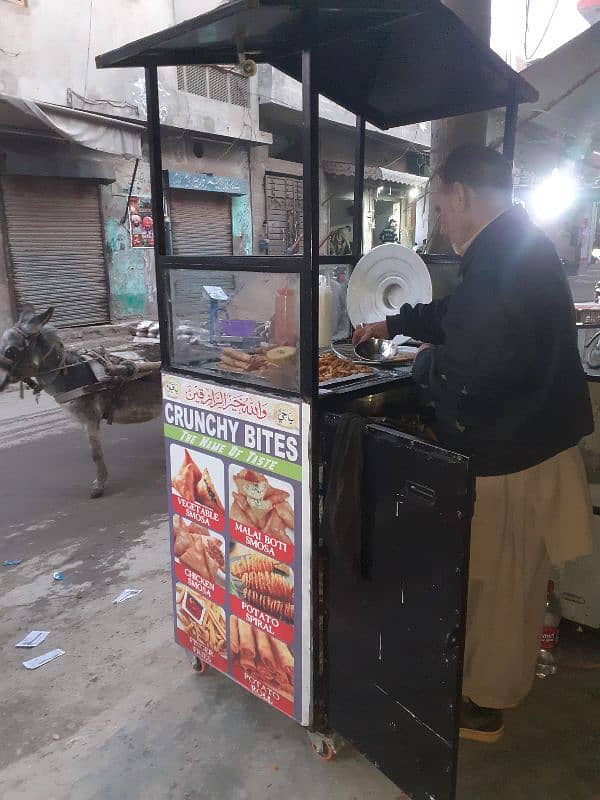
[324, 422, 474, 800]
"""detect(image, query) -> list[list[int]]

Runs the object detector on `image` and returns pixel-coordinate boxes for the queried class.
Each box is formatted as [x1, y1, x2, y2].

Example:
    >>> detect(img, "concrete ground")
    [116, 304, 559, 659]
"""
[0, 389, 599, 800]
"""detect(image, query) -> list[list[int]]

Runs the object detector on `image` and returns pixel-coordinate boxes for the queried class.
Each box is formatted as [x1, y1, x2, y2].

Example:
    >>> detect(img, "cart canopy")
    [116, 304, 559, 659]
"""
[96, 0, 538, 130]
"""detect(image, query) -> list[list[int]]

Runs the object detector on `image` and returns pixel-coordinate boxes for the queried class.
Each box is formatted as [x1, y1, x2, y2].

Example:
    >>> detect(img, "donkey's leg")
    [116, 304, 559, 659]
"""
[86, 419, 108, 498]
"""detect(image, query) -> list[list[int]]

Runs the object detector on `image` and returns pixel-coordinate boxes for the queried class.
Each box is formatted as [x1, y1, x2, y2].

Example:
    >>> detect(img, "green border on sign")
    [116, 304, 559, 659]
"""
[164, 424, 302, 482]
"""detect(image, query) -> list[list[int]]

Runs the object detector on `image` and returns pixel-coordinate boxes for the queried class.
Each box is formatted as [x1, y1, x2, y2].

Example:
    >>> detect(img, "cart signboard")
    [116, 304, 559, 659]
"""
[163, 372, 311, 724]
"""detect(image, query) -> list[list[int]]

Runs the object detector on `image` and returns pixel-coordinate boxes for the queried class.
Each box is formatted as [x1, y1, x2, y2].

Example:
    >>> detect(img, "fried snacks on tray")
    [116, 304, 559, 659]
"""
[318, 351, 373, 382]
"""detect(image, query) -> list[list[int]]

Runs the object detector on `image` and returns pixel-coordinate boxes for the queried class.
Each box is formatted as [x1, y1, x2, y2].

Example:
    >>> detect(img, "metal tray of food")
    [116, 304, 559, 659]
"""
[332, 339, 417, 366]
[319, 370, 379, 389]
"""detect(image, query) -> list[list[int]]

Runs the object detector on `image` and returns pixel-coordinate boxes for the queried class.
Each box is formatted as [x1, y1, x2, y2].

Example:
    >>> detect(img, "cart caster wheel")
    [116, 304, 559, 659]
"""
[307, 731, 341, 761]
[192, 657, 206, 673]
[311, 740, 335, 761]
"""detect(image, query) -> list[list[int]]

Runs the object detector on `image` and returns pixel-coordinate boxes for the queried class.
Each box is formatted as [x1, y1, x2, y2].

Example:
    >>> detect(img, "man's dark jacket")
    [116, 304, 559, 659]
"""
[387, 206, 593, 476]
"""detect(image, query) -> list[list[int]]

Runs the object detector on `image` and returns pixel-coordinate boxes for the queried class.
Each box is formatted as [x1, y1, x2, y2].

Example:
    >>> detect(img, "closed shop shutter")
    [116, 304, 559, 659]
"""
[169, 189, 234, 326]
[1, 176, 109, 327]
[265, 174, 303, 255]
[170, 189, 232, 257]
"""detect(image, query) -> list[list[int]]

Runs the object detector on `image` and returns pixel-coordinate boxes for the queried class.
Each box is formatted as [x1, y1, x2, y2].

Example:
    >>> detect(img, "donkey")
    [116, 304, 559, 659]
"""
[0, 305, 162, 497]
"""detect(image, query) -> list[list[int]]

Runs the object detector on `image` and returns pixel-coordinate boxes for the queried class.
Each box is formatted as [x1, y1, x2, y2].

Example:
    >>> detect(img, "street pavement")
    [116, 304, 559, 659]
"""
[1, 390, 598, 800]
[0, 389, 399, 800]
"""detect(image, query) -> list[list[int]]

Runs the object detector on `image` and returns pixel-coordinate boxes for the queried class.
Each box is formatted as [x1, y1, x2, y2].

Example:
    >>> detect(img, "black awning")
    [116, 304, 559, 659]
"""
[96, 0, 538, 129]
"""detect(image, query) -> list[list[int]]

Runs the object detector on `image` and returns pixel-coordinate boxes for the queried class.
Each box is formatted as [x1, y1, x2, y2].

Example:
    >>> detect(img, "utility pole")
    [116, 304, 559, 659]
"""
[428, 0, 492, 250]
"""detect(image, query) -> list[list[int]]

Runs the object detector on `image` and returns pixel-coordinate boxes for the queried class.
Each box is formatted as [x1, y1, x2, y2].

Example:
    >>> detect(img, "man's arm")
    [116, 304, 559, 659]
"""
[386, 296, 451, 344]
[351, 296, 451, 346]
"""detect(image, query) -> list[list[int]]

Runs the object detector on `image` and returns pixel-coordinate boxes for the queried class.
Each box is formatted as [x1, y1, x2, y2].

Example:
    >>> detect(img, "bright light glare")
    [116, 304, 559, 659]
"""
[530, 169, 577, 222]
[408, 186, 420, 200]
[592, 248, 600, 260]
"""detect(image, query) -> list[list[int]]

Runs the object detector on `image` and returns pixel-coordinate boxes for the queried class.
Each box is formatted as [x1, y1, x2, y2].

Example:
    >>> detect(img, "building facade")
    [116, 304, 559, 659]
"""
[0, 0, 429, 333]
[0, 0, 271, 331]
[257, 64, 430, 257]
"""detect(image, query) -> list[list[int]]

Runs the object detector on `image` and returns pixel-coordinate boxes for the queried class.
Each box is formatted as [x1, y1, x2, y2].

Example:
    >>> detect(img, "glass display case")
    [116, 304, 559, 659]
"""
[168, 269, 301, 393]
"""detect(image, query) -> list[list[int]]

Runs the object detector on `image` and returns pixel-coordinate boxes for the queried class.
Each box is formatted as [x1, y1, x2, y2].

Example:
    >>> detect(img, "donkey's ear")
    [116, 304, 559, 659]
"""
[18, 304, 36, 325]
[19, 306, 54, 334]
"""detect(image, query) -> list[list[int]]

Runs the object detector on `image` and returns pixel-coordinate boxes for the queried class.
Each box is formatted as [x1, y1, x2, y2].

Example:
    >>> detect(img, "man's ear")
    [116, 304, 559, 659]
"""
[453, 181, 471, 212]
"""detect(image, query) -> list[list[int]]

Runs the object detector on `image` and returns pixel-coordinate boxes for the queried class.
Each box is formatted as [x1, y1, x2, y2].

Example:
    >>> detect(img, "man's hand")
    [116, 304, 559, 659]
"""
[417, 342, 433, 355]
[352, 320, 390, 346]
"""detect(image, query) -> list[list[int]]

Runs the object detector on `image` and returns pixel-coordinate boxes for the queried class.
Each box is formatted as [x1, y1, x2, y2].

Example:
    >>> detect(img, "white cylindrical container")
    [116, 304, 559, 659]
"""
[319, 275, 333, 349]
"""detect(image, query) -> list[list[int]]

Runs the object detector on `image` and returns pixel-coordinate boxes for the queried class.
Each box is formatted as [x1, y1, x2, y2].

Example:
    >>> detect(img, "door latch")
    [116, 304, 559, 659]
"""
[404, 481, 436, 507]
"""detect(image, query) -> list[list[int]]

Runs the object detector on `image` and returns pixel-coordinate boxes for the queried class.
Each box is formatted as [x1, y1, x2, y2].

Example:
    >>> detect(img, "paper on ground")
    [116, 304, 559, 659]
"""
[112, 588, 143, 604]
[16, 630, 50, 648]
[23, 649, 65, 670]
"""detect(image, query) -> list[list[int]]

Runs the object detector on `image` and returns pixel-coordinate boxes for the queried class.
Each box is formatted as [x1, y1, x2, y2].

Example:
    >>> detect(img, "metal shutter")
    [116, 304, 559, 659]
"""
[169, 189, 234, 326]
[1, 176, 109, 327]
[170, 189, 232, 257]
[265, 174, 303, 255]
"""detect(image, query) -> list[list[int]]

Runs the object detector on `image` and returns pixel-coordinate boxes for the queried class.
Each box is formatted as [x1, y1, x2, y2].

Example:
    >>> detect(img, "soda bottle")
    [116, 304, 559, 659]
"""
[536, 580, 561, 678]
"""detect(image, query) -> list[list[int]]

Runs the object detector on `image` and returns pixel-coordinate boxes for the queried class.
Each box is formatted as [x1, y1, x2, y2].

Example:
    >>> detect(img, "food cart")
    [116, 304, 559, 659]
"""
[97, 4, 537, 798]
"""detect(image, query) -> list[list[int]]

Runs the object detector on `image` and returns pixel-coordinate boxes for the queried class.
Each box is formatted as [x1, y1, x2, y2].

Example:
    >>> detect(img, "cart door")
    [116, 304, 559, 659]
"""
[323, 422, 474, 800]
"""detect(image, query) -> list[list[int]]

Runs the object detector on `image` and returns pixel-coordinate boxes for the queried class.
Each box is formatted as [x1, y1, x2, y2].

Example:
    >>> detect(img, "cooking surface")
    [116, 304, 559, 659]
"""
[318, 365, 413, 397]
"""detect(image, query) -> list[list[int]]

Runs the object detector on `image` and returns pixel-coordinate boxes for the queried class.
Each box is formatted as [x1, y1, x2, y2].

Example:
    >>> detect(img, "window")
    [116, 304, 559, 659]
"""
[176, 65, 250, 108]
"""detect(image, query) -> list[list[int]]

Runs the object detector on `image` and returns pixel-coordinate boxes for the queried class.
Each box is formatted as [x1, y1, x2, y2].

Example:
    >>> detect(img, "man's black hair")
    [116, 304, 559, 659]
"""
[438, 145, 513, 195]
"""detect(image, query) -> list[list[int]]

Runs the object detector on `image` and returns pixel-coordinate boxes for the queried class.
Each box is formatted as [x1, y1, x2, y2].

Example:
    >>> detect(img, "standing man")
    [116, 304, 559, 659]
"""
[379, 217, 399, 244]
[354, 145, 593, 743]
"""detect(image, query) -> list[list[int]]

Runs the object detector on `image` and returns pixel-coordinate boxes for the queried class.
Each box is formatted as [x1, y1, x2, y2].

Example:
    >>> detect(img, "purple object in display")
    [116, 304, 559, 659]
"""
[220, 319, 256, 337]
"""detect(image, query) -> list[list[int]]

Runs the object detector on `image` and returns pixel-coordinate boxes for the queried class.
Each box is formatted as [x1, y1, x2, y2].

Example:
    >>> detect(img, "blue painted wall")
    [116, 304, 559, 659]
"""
[102, 166, 253, 321]
[102, 182, 154, 321]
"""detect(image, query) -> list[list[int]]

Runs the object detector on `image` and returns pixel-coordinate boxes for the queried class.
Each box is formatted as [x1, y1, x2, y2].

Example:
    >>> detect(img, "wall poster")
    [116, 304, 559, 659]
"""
[128, 196, 154, 248]
[162, 373, 311, 725]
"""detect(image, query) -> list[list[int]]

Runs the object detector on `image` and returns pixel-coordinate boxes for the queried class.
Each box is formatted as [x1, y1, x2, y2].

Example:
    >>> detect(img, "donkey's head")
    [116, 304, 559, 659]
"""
[0, 305, 56, 391]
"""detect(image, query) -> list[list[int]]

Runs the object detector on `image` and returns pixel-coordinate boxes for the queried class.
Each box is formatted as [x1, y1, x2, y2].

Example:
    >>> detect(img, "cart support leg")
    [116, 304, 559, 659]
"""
[307, 730, 343, 761]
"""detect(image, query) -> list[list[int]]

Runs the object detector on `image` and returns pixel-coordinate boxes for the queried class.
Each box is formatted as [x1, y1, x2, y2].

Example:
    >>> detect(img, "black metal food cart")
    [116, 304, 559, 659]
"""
[97, 4, 538, 798]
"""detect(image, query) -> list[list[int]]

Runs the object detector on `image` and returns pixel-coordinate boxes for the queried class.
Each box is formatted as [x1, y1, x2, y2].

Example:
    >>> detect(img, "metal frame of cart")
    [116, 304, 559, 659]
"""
[97, 4, 537, 798]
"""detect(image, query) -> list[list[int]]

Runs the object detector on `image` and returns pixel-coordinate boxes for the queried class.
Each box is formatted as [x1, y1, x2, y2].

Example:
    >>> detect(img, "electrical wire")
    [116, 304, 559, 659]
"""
[524, 0, 560, 61]
[83, 0, 94, 98]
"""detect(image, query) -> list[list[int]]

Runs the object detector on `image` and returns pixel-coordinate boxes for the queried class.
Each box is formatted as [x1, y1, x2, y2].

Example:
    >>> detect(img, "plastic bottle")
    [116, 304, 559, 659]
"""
[318, 275, 333, 349]
[273, 282, 297, 346]
[536, 580, 561, 678]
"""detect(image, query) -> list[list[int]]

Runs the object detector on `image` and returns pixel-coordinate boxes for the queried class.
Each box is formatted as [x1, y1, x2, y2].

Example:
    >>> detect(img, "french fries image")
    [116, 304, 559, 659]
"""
[176, 586, 226, 656]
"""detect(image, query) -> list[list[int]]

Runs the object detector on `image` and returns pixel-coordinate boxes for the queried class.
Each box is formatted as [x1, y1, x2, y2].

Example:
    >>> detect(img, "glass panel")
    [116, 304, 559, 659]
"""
[168, 269, 300, 393]
[319, 263, 351, 346]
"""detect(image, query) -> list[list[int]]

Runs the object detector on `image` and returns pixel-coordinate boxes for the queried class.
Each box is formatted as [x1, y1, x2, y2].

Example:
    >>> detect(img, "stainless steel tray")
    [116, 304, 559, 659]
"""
[319, 370, 377, 389]
[331, 339, 416, 366]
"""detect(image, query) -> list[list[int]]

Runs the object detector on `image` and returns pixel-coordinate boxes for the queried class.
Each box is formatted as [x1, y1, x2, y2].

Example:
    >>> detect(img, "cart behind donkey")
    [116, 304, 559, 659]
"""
[0, 305, 162, 497]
